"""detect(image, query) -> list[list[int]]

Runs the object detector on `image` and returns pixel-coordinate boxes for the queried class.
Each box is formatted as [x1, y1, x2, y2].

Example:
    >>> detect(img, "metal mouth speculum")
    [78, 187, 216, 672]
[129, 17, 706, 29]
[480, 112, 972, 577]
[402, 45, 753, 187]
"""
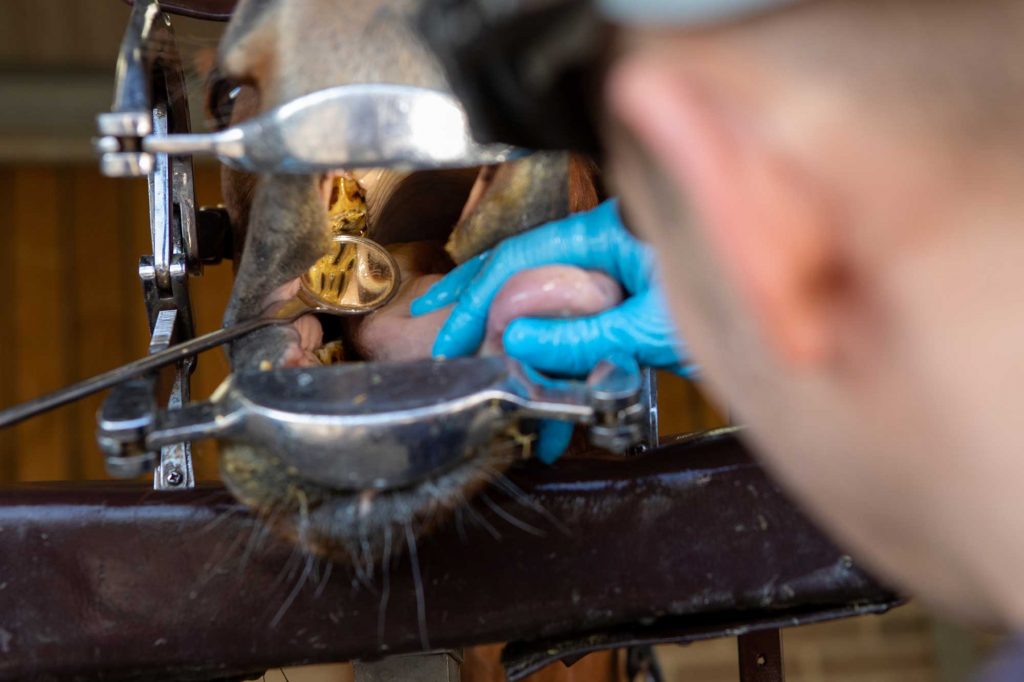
[138, 84, 532, 174]
[74, 0, 661, 491]
[99, 355, 647, 491]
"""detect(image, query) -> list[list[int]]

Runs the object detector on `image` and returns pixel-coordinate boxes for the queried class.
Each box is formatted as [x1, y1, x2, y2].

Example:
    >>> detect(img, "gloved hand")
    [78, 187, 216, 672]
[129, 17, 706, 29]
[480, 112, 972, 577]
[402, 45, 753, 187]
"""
[411, 199, 689, 462]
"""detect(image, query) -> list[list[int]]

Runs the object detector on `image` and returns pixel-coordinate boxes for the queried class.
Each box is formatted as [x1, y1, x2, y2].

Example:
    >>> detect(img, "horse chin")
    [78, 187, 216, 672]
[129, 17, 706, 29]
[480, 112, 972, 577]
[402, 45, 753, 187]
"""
[220, 436, 522, 566]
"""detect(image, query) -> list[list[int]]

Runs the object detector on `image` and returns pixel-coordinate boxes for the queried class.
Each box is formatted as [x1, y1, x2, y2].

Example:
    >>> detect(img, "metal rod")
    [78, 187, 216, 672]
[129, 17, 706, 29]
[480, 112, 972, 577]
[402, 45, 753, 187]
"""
[0, 315, 276, 429]
[143, 129, 243, 159]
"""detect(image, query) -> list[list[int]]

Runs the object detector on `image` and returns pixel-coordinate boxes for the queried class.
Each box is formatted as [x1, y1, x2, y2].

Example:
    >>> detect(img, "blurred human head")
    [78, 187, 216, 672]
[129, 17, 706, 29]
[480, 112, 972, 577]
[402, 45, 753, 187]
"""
[603, 0, 1024, 627]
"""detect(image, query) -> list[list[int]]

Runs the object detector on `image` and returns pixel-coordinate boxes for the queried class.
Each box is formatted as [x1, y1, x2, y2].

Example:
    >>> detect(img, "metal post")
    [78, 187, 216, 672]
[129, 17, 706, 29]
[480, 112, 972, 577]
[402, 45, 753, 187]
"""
[353, 650, 462, 682]
[738, 629, 784, 682]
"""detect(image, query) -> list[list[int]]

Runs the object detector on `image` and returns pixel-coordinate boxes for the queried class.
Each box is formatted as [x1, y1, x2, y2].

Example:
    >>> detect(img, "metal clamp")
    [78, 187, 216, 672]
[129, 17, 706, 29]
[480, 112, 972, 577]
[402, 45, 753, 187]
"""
[137, 84, 528, 173]
[587, 356, 647, 452]
[98, 309, 195, 490]
[97, 377, 158, 479]
[95, 1, 172, 180]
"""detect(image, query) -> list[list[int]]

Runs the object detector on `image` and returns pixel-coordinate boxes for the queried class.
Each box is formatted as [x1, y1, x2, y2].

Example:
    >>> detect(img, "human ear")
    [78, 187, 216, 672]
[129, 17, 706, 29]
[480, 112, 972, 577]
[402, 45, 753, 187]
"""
[606, 55, 841, 367]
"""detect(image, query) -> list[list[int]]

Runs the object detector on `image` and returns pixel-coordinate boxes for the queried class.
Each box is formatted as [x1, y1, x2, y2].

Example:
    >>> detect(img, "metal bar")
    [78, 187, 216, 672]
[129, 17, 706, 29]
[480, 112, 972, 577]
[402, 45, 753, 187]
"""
[148, 104, 173, 291]
[353, 651, 463, 682]
[0, 431, 897, 681]
[0, 315, 271, 429]
[145, 310, 195, 489]
[738, 629, 785, 682]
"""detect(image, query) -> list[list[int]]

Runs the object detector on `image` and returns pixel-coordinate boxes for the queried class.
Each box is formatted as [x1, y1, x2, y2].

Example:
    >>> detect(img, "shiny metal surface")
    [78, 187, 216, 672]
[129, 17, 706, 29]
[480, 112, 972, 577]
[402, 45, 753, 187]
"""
[598, 0, 800, 25]
[300, 234, 401, 312]
[143, 84, 531, 172]
[124, 0, 237, 21]
[131, 354, 644, 490]
[95, 0, 167, 178]
[639, 368, 659, 452]
[0, 236, 399, 430]
[98, 377, 158, 478]
[149, 106, 173, 290]
[91, 0, 203, 490]
[148, 310, 196, 491]
[172, 148, 201, 275]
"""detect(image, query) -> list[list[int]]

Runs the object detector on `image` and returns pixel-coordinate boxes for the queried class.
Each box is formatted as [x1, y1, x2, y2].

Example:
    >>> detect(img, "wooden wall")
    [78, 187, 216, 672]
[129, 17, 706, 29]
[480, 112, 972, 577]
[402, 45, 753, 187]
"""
[0, 1, 127, 69]
[0, 163, 231, 482]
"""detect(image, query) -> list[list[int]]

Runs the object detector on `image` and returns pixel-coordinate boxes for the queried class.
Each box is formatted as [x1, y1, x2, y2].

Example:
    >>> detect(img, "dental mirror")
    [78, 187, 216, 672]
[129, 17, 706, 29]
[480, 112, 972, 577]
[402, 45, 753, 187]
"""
[300, 233, 399, 312]
[0, 235, 400, 429]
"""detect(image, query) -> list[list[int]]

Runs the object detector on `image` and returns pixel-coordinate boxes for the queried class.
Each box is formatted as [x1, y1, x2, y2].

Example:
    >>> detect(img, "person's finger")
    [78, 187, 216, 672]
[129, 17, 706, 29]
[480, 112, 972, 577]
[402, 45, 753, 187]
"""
[503, 292, 686, 374]
[410, 252, 488, 316]
[536, 420, 575, 464]
[424, 199, 657, 358]
[457, 201, 655, 309]
[621, 289, 689, 368]
[430, 303, 489, 358]
[503, 315, 617, 376]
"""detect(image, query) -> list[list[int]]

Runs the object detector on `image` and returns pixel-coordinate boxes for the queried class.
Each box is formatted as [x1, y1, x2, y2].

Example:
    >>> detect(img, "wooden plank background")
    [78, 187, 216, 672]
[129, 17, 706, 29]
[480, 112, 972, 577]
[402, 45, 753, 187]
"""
[0, 163, 232, 482]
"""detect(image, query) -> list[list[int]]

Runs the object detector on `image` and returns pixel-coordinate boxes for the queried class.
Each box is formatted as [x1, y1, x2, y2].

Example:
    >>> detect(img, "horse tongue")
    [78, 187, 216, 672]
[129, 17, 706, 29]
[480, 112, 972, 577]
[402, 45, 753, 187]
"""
[483, 266, 623, 355]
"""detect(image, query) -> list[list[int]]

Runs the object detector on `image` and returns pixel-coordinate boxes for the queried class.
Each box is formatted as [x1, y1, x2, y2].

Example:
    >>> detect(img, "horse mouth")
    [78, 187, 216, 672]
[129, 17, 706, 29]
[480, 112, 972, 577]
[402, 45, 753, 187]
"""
[255, 167, 478, 369]
[218, 153, 609, 566]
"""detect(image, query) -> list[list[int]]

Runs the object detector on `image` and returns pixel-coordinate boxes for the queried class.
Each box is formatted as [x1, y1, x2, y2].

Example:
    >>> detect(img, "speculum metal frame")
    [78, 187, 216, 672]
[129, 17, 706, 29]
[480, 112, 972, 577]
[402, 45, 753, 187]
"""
[86, 0, 658, 495]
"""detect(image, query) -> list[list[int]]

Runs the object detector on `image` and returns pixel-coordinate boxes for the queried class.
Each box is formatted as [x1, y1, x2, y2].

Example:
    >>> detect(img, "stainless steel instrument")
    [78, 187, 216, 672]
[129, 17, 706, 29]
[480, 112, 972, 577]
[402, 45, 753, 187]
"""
[99, 354, 647, 490]
[0, 235, 400, 430]
[97, 82, 531, 177]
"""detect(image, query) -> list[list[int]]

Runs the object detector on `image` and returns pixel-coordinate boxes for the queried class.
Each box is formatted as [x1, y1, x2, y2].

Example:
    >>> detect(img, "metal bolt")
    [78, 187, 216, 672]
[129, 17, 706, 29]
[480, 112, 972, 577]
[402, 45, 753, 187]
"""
[628, 441, 650, 457]
[165, 468, 184, 486]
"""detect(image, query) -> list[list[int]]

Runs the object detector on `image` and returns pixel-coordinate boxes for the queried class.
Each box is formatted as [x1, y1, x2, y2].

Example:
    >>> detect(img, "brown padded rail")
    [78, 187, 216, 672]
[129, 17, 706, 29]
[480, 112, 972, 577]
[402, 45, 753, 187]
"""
[0, 431, 898, 681]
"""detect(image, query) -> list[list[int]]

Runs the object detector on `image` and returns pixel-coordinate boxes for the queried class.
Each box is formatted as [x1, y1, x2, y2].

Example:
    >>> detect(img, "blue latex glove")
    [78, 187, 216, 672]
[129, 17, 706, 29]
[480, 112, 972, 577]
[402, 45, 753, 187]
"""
[411, 199, 689, 462]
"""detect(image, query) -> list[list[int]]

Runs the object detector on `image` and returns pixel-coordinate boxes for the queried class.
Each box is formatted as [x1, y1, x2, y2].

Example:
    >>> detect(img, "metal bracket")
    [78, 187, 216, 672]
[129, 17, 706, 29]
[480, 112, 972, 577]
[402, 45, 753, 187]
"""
[353, 650, 463, 682]
[738, 629, 785, 682]
[97, 310, 195, 489]
[148, 310, 195, 490]
[98, 376, 158, 478]
[97, 0, 199, 489]
[96, 0, 174, 180]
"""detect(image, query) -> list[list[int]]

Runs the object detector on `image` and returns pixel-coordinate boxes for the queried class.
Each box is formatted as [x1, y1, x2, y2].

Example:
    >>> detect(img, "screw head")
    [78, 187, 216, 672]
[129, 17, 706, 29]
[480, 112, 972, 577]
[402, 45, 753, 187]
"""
[165, 468, 184, 486]
[628, 441, 650, 457]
